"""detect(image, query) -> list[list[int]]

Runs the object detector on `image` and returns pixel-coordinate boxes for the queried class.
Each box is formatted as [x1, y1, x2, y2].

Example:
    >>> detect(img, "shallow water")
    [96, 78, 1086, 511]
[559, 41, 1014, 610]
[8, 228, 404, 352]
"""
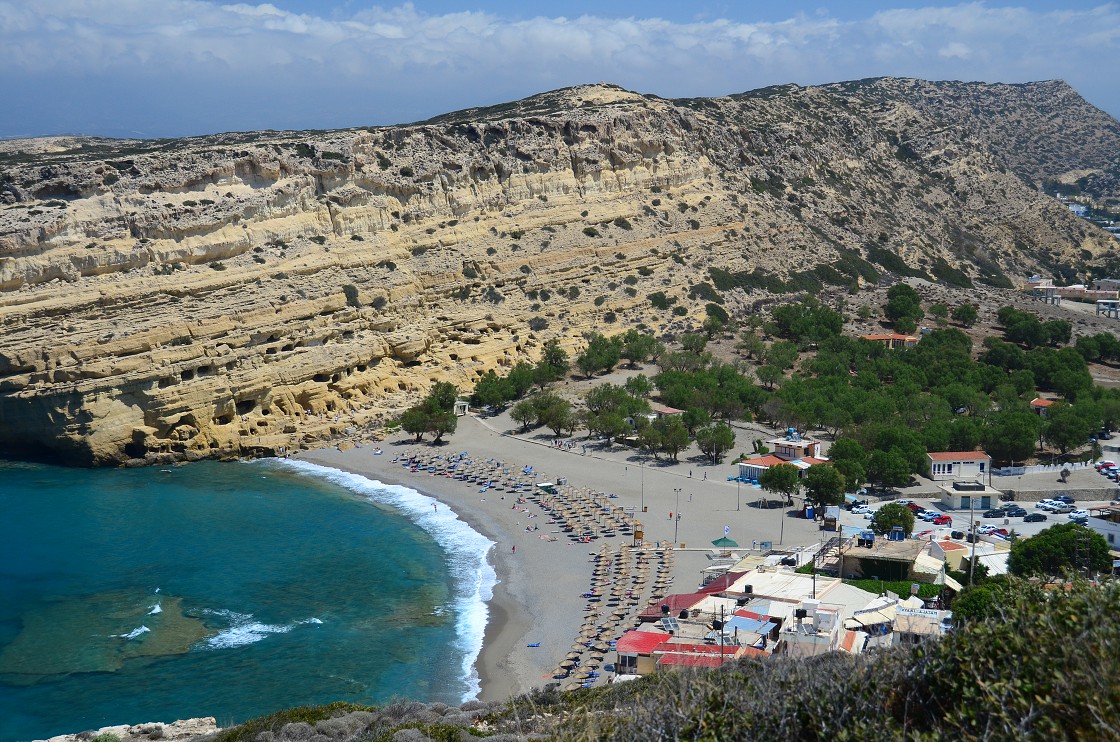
[0, 458, 492, 741]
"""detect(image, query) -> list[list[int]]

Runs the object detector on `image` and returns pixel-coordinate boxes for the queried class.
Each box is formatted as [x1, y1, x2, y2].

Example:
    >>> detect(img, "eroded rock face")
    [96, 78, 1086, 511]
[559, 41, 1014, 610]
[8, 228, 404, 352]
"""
[1, 81, 1116, 465]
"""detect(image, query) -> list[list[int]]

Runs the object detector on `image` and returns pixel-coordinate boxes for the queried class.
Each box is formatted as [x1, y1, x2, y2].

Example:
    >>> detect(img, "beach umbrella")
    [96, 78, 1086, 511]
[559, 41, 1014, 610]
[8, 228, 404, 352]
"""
[711, 536, 739, 548]
[560, 659, 576, 668]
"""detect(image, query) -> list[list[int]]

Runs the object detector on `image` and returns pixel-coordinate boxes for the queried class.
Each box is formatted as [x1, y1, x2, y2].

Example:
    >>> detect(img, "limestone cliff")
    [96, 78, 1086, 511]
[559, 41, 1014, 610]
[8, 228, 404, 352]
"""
[0, 80, 1115, 465]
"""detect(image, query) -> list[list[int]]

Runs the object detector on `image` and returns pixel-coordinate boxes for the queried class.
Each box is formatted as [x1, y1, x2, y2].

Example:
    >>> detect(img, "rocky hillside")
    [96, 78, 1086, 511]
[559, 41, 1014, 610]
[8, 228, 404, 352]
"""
[821, 77, 1120, 208]
[1, 79, 1115, 466]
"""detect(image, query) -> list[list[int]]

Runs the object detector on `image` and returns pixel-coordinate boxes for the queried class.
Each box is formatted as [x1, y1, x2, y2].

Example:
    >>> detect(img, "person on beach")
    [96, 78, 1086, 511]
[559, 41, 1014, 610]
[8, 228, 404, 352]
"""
[512, 545, 516, 554]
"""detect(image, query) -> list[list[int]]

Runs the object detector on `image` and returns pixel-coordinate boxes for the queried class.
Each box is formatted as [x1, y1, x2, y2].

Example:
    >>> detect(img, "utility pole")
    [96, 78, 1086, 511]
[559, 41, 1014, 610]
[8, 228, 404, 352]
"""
[736, 471, 741, 512]
[673, 487, 682, 545]
[969, 493, 977, 586]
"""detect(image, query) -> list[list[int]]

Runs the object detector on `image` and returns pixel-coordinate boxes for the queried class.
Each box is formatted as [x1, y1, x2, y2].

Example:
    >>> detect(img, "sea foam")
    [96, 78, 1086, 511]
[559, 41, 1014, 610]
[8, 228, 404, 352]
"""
[271, 458, 496, 703]
[116, 625, 150, 640]
[199, 609, 322, 650]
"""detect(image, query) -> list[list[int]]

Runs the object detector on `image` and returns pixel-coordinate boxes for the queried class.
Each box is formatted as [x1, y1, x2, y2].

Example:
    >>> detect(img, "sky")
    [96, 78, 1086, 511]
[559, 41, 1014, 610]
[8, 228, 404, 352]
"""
[1, 1, 1118, 139]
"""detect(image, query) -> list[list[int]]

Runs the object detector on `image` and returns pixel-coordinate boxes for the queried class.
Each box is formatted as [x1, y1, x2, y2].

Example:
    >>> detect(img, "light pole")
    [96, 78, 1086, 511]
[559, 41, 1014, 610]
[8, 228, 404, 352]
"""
[640, 458, 645, 513]
[736, 471, 741, 512]
[673, 487, 682, 545]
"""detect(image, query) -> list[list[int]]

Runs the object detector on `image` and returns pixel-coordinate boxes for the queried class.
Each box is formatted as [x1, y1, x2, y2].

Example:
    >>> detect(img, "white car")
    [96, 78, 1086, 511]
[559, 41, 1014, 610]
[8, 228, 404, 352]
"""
[1068, 509, 1089, 520]
[1037, 500, 1059, 512]
[1051, 503, 1074, 514]
[851, 504, 871, 514]
[920, 510, 942, 521]
[863, 510, 878, 520]
[976, 524, 997, 535]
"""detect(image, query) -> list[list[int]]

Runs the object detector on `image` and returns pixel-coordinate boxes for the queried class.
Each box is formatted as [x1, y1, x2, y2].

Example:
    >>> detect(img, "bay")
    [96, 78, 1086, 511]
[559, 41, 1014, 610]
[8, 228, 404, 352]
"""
[0, 458, 489, 741]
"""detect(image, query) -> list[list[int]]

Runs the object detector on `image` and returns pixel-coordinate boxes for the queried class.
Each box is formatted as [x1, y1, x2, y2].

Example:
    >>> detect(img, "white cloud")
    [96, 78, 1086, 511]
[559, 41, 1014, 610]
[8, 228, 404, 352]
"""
[1, 1, 1117, 136]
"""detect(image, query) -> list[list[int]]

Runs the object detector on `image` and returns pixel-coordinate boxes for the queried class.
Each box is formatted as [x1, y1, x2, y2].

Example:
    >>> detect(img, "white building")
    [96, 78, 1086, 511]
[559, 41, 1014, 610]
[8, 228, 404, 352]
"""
[1086, 505, 1120, 550]
[927, 451, 991, 481]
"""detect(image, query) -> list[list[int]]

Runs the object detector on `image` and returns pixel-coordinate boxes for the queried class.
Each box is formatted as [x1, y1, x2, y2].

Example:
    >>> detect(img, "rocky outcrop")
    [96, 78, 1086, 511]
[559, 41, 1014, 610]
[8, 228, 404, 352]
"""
[1, 80, 1116, 466]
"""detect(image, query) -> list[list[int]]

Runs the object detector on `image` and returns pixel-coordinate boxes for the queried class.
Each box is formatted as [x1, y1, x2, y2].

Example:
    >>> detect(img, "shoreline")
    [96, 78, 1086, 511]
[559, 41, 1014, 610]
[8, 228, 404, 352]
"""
[297, 413, 828, 702]
[297, 442, 563, 702]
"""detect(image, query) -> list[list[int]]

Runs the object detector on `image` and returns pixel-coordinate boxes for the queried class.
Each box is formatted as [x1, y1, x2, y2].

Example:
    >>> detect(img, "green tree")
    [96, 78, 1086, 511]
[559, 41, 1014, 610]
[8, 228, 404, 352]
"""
[983, 409, 1041, 463]
[534, 339, 569, 388]
[766, 341, 799, 371]
[399, 407, 432, 442]
[756, 364, 783, 391]
[471, 370, 512, 409]
[802, 465, 846, 511]
[951, 303, 979, 327]
[681, 333, 709, 355]
[1007, 523, 1112, 578]
[930, 302, 949, 326]
[576, 333, 623, 377]
[883, 283, 923, 333]
[1044, 401, 1099, 454]
[759, 463, 801, 506]
[623, 374, 653, 398]
[653, 416, 691, 461]
[510, 398, 537, 431]
[870, 502, 916, 536]
[695, 423, 736, 463]
[867, 449, 911, 489]
[621, 330, 661, 368]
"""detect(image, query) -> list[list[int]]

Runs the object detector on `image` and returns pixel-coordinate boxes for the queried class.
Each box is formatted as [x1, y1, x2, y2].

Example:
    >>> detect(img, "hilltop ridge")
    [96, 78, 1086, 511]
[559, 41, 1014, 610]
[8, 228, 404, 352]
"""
[1, 77, 1117, 465]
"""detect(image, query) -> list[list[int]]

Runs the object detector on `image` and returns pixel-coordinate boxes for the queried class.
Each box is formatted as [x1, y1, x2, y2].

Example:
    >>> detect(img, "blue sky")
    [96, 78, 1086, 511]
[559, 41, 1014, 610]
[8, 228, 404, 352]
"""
[2, 2, 1117, 138]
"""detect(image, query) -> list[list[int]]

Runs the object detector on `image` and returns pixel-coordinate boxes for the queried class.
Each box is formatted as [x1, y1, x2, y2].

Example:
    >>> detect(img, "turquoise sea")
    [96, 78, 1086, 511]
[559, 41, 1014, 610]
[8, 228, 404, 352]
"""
[0, 458, 495, 742]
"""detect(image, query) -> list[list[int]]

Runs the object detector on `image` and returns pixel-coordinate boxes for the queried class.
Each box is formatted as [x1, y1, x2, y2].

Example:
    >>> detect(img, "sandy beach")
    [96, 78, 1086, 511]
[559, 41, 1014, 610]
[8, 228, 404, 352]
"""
[298, 408, 827, 702]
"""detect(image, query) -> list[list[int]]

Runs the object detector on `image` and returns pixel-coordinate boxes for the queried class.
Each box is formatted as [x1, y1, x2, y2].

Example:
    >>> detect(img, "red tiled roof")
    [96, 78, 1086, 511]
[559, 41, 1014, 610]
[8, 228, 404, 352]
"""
[740, 455, 786, 468]
[651, 404, 685, 415]
[615, 630, 669, 655]
[653, 642, 738, 655]
[800, 457, 830, 466]
[656, 653, 728, 668]
[1030, 398, 1056, 407]
[927, 451, 990, 461]
[699, 572, 747, 594]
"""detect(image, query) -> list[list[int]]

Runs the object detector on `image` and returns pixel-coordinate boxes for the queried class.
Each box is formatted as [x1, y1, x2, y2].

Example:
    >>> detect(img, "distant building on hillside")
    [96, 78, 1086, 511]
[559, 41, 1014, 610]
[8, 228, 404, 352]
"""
[860, 333, 918, 349]
[1030, 397, 1056, 417]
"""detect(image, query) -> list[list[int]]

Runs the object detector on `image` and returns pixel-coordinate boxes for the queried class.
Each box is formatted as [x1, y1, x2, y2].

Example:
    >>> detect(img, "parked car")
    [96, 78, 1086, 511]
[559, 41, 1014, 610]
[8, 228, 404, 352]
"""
[1054, 495, 1076, 504]
[1005, 507, 1027, 517]
[977, 524, 997, 535]
[1051, 503, 1074, 514]
[895, 499, 913, 507]
[907, 503, 925, 513]
[1023, 512, 1047, 523]
[1068, 509, 1089, 520]
[863, 510, 878, 520]
[1096, 460, 1116, 471]
[932, 515, 953, 525]
[982, 509, 1004, 518]
[1037, 500, 1060, 511]
[846, 500, 867, 511]
[919, 510, 940, 521]
[992, 528, 1010, 538]
[851, 504, 871, 514]
[1099, 430, 1113, 441]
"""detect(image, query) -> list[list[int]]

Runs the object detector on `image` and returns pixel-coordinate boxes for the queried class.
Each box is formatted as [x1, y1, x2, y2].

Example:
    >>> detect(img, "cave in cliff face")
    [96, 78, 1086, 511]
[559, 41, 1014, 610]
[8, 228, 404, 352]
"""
[1, 81, 1115, 465]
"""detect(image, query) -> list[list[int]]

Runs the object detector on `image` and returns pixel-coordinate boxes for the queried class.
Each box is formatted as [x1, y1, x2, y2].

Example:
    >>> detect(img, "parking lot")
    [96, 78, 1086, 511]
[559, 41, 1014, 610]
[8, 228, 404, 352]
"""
[838, 492, 1117, 541]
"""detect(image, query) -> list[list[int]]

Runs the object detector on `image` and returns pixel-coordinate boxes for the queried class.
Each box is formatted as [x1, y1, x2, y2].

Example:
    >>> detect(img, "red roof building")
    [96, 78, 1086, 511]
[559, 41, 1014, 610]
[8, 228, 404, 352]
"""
[615, 630, 670, 655]
[1030, 397, 1056, 417]
[699, 571, 747, 595]
[637, 592, 709, 621]
[656, 653, 729, 669]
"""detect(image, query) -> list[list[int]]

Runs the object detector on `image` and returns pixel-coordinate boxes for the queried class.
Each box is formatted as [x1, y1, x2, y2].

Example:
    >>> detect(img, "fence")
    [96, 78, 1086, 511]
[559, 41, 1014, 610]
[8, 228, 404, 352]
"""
[992, 461, 1095, 477]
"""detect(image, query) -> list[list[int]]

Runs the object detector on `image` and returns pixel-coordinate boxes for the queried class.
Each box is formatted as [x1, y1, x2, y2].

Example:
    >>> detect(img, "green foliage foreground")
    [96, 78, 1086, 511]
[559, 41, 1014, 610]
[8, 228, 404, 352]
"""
[216, 581, 1119, 741]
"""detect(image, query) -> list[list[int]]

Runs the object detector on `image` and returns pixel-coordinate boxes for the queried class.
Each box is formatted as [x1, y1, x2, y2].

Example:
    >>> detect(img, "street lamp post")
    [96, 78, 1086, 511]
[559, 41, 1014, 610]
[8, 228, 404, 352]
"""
[640, 458, 645, 513]
[736, 468, 741, 512]
[673, 487, 682, 545]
